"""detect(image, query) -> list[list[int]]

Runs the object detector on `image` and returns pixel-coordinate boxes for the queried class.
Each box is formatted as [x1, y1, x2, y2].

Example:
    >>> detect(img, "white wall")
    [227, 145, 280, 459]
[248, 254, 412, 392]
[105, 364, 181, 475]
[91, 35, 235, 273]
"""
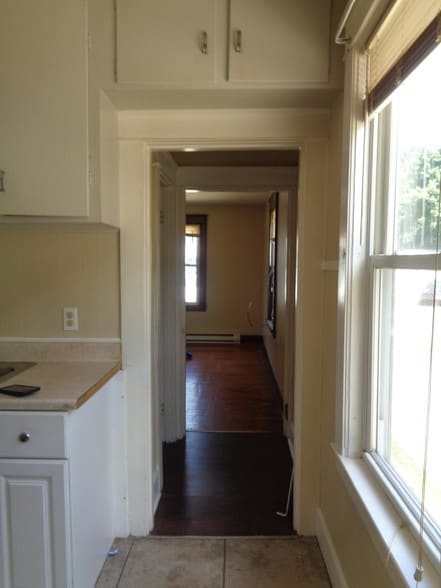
[0, 227, 120, 339]
[186, 202, 266, 337]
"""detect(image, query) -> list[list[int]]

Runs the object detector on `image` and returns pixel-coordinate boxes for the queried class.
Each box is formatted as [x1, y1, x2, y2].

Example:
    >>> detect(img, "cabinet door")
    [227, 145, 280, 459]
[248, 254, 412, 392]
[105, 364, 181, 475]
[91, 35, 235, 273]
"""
[0, 460, 71, 588]
[117, 0, 215, 85]
[228, 0, 330, 83]
[0, 0, 88, 216]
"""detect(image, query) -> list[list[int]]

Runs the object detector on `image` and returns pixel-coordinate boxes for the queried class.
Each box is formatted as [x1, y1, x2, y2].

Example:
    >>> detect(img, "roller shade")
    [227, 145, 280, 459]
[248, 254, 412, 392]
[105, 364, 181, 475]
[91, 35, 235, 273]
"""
[367, 0, 441, 112]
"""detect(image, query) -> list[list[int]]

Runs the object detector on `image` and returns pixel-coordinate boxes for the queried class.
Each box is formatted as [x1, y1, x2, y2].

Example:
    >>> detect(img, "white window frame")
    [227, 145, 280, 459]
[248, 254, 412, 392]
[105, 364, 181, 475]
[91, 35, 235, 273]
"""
[337, 48, 441, 586]
[365, 89, 441, 560]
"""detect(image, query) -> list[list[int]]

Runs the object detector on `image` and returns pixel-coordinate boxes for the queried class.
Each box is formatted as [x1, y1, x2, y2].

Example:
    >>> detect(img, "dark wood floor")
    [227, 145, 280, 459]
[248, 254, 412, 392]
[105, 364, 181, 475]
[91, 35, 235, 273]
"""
[186, 343, 283, 433]
[153, 342, 293, 536]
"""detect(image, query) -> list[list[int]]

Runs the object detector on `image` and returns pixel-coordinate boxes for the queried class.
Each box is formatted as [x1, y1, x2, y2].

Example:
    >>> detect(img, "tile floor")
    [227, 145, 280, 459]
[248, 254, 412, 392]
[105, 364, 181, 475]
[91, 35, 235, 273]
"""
[96, 536, 331, 587]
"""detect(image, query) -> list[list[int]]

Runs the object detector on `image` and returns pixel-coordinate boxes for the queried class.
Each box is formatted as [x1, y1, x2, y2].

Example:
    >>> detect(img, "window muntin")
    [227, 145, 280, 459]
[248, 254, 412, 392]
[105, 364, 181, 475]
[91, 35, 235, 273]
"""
[185, 215, 207, 311]
[368, 43, 441, 544]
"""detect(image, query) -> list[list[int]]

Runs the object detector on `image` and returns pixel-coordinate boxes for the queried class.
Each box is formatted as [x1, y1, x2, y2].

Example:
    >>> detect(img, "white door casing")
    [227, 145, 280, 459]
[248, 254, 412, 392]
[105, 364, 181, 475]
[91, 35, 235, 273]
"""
[118, 107, 330, 535]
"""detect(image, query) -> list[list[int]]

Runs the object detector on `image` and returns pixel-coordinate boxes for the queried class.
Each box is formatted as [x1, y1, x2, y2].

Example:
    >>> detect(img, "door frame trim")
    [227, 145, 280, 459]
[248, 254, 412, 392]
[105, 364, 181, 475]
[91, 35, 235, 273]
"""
[119, 113, 328, 534]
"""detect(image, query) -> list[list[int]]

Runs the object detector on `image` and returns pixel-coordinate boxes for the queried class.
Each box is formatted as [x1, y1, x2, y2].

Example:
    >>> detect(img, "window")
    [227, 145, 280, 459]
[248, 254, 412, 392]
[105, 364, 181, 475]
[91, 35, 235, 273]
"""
[185, 215, 207, 311]
[266, 193, 278, 336]
[366, 43, 441, 550]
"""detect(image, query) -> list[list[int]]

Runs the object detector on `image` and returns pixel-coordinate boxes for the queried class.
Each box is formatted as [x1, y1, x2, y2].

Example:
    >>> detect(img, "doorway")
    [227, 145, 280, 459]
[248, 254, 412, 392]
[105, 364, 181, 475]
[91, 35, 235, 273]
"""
[118, 110, 330, 537]
[153, 149, 299, 535]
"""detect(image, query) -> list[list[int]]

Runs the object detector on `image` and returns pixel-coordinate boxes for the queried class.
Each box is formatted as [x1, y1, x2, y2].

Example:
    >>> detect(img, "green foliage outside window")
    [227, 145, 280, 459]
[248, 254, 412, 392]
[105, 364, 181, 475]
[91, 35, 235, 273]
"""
[397, 147, 441, 251]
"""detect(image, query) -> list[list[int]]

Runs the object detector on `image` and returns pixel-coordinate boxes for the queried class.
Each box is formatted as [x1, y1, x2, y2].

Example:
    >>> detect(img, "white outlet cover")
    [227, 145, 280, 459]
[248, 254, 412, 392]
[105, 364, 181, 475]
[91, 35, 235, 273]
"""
[63, 307, 78, 331]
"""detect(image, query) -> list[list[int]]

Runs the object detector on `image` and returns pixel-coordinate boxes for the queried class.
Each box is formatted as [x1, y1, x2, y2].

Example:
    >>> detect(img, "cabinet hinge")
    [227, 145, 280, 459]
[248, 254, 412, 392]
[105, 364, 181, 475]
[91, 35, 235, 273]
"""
[88, 170, 93, 186]
[160, 210, 165, 225]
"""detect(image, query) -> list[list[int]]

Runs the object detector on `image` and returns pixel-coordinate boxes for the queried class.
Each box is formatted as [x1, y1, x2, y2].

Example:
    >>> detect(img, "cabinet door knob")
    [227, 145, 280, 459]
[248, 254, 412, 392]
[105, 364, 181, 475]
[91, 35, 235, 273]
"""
[234, 29, 242, 53]
[18, 432, 31, 443]
[201, 31, 208, 54]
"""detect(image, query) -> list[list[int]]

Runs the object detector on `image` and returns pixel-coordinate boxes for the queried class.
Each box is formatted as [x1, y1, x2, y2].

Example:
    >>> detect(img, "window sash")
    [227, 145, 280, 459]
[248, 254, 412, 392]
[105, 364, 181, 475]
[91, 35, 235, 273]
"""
[366, 76, 441, 554]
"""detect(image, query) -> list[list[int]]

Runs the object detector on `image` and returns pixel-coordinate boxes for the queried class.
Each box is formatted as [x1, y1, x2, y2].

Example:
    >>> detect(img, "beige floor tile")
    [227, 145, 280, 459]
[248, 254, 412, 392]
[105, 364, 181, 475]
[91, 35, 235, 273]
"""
[118, 537, 224, 588]
[224, 538, 331, 588]
[96, 537, 134, 588]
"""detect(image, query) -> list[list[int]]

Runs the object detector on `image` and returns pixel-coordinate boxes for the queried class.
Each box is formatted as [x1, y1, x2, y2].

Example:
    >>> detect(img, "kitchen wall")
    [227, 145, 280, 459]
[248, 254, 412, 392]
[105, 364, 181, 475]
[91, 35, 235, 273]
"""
[185, 202, 266, 337]
[0, 227, 121, 339]
[318, 95, 392, 586]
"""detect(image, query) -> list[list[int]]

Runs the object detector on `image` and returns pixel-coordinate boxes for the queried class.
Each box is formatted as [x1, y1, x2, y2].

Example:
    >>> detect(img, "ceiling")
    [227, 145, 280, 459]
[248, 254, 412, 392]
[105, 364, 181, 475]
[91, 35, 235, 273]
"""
[185, 190, 269, 205]
[176, 149, 297, 205]
[171, 149, 299, 167]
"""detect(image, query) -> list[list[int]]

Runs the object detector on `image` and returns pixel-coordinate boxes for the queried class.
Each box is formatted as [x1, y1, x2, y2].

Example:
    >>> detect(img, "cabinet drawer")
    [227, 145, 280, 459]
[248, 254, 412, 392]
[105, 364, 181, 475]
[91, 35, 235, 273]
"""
[0, 413, 67, 459]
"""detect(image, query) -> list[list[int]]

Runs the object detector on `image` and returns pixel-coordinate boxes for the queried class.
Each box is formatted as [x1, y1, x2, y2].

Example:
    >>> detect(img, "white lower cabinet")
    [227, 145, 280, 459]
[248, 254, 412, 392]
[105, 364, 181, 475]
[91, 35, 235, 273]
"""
[0, 372, 126, 588]
[0, 460, 71, 588]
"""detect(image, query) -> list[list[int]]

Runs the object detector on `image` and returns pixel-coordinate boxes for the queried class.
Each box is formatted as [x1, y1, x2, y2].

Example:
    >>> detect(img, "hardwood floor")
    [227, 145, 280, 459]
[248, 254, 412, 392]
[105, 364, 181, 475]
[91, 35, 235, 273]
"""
[153, 342, 294, 536]
[186, 343, 283, 433]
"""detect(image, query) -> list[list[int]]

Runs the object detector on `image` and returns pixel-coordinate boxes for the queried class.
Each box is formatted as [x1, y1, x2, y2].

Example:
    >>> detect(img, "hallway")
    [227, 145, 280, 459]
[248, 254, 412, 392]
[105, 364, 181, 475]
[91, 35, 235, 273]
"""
[153, 342, 293, 535]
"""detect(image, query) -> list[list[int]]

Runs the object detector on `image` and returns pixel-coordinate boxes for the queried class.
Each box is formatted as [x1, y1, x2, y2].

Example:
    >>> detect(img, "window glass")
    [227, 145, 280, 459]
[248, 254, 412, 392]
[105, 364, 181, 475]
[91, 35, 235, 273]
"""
[185, 265, 198, 304]
[392, 45, 441, 253]
[374, 268, 441, 527]
[370, 43, 441, 537]
[185, 234, 199, 266]
[185, 215, 207, 311]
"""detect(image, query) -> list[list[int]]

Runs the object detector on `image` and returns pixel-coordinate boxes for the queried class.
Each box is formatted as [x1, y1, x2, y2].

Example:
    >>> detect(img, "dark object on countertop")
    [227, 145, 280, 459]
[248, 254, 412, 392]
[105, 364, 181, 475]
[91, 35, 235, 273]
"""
[0, 384, 40, 397]
[186, 349, 193, 360]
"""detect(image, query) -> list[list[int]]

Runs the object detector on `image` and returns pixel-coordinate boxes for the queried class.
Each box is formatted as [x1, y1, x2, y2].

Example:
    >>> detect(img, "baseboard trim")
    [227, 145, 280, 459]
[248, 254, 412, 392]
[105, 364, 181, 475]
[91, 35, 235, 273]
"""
[316, 509, 349, 588]
[186, 333, 240, 343]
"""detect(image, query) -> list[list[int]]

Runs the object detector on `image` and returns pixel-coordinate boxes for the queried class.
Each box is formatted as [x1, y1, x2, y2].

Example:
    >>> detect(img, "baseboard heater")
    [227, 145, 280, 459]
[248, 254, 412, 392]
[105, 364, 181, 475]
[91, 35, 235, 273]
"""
[186, 333, 240, 343]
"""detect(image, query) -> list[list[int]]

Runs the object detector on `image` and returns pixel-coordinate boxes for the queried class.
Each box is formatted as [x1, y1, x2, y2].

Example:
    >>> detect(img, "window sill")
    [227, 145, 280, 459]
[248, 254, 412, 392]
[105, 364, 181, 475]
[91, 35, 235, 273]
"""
[333, 444, 440, 588]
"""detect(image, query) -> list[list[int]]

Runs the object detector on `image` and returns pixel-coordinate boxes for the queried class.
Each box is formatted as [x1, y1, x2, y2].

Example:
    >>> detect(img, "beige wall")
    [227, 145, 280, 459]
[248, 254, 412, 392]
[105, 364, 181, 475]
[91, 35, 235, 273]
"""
[263, 190, 289, 397]
[185, 203, 265, 336]
[319, 95, 393, 586]
[0, 227, 121, 338]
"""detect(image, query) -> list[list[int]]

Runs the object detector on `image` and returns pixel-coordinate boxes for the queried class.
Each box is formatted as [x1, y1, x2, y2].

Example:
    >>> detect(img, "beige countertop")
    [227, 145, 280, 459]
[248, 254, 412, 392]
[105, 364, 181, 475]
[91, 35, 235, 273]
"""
[0, 361, 121, 411]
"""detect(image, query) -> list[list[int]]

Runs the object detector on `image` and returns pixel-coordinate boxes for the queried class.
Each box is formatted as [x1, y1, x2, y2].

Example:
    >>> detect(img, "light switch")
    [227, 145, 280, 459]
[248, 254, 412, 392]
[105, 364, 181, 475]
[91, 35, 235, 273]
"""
[63, 307, 78, 331]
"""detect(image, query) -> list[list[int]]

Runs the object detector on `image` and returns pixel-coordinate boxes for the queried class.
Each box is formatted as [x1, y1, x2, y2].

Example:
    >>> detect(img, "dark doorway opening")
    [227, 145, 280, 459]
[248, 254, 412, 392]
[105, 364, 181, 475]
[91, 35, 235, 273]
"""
[153, 341, 293, 535]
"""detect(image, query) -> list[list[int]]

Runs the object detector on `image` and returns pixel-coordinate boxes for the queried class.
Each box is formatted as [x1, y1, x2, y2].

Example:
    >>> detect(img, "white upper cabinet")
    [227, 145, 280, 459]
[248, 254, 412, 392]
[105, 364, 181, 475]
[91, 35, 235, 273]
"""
[228, 0, 331, 83]
[0, 0, 89, 217]
[115, 0, 332, 87]
[117, 0, 216, 85]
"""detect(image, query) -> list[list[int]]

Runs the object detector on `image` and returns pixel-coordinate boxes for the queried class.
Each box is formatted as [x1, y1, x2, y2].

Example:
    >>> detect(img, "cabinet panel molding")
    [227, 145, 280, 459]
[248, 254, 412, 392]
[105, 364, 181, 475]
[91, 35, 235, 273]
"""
[117, 0, 216, 85]
[0, 0, 89, 217]
[0, 460, 71, 588]
[228, 0, 331, 83]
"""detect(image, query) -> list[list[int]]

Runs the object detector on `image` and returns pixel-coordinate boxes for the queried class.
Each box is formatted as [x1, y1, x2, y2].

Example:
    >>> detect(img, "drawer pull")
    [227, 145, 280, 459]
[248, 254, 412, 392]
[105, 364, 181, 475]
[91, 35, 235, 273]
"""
[18, 432, 31, 443]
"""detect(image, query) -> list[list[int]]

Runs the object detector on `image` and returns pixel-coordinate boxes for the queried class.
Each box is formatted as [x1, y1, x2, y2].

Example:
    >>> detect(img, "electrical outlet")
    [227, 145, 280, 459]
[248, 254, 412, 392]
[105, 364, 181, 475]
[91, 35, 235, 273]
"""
[63, 307, 78, 331]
